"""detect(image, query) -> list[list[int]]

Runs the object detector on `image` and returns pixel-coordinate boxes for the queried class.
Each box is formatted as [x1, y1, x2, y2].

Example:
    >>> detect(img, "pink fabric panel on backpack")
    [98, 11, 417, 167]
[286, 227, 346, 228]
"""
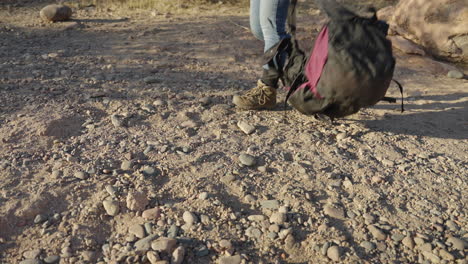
[297, 26, 329, 99]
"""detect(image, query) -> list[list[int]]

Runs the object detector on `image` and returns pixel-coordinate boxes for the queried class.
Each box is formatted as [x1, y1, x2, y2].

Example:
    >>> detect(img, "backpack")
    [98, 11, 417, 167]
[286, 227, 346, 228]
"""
[264, 0, 403, 120]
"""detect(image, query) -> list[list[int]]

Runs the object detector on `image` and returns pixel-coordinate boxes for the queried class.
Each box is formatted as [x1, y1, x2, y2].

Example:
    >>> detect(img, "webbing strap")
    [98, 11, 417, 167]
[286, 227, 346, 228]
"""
[392, 79, 405, 112]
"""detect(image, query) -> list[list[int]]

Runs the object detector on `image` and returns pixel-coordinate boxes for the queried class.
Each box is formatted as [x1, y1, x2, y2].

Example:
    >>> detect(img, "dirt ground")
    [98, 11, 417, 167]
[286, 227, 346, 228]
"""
[0, 1, 467, 264]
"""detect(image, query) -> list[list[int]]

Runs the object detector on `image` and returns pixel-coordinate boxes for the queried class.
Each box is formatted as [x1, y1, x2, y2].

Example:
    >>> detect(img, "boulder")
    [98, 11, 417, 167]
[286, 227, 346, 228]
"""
[390, 0, 468, 62]
[40, 5, 72, 22]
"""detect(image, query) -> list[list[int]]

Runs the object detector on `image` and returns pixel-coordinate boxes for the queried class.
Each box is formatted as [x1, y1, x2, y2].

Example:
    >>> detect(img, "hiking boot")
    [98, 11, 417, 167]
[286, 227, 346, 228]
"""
[232, 80, 277, 110]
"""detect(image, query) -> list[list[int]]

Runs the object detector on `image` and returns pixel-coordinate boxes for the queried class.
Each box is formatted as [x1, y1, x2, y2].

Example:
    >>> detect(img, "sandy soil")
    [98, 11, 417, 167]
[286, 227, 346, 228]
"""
[0, 1, 467, 264]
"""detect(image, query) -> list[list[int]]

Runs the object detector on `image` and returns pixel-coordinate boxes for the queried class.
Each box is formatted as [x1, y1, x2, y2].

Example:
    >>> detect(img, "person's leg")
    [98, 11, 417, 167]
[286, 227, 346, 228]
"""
[249, 0, 263, 41]
[259, 0, 290, 88]
[233, 0, 290, 110]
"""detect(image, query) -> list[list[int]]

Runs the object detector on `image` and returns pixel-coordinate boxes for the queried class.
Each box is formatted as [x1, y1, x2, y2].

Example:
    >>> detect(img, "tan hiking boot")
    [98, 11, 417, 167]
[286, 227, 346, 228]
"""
[232, 80, 277, 110]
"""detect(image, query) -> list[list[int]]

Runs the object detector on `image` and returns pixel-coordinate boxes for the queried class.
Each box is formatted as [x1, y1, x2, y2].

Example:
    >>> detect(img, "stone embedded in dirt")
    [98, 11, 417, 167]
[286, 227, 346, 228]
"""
[237, 121, 255, 135]
[421, 251, 441, 263]
[19, 259, 41, 264]
[198, 192, 208, 200]
[260, 200, 279, 210]
[23, 249, 41, 259]
[419, 243, 432, 252]
[126, 191, 149, 211]
[239, 153, 256, 167]
[447, 70, 464, 79]
[134, 234, 158, 253]
[151, 237, 177, 253]
[144, 76, 160, 84]
[81, 251, 96, 262]
[142, 208, 161, 220]
[323, 204, 345, 220]
[438, 249, 455, 261]
[326, 245, 341, 261]
[51, 170, 61, 179]
[34, 214, 47, 224]
[121, 160, 133, 170]
[74, 171, 88, 180]
[110, 114, 124, 128]
[447, 236, 466, 251]
[153, 100, 166, 107]
[270, 212, 286, 225]
[414, 236, 425, 246]
[171, 246, 185, 264]
[371, 176, 385, 184]
[248, 215, 266, 222]
[129, 223, 146, 239]
[199, 97, 211, 106]
[105, 185, 117, 197]
[146, 251, 160, 264]
[167, 224, 179, 238]
[360, 241, 376, 252]
[40, 5, 72, 22]
[219, 255, 242, 264]
[368, 225, 387, 241]
[219, 239, 233, 251]
[102, 200, 120, 216]
[142, 166, 157, 176]
[336, 132, 347, 140]
[43, 255, 60, 263]
[245, 226, 262, 239]
[183, 211, 198, 226]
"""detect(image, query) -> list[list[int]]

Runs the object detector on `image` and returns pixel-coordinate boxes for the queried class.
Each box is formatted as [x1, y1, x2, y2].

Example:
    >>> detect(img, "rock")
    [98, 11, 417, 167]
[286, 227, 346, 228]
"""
[121, 160, 133, 170]
[144, 76, 160, 84]
[447, 70, 464, 79]
[421, 251, 441, 263]
[129, 224, 146, 239]
[371, 176, 385, 184]
[219, 239, 233, 251]
[19, 260, 41, 264]
[391, 0, 468, 62]
[360, 241, 376, 251]
[402, 236, 415, 249]
[368, 225, 387, 241]
[239, 153, 256, 167]
[44, 255, 60, 263]
[105, 185, 117, 197]
[419, 243, 432, 252]
[102, 200, 120, 216]
[183, 211, 198, 226]
[34, 214, 47, 224]
[23, 249, 41, 259]
[151, 237, 177, 253]
[142, 166, 157, 176]
[389, 36, 426, 55]
[391, 233, 405, 242]
[237, 121, 255, 135]
[40, 4, 72, 22]
[270, 212, 286, 225]
[146, 251, 160, 264]
[110, 114, 124, 128]
[195, 245, 209, 257]
[198, 192, 209, 200]
[134, 234, 158, 253]
[219, 255, 242, 264]
[438, 249, 455, 261]
[126, 191, 148, 211]
[74, 171, 88, 180]
[81, 251, 96, 262]
[199, 97, 211, 106]
[248, 215, 266, 222]
[376, 5, 395, 22]
[260, 200, 279, 210]
[167, 224, 179, 238]
[336, 132, 347, 140]
[323, 204, 345, 220]
[171, 246, 185, 264]
[142, 208, 161, 220]
[414, 237, 425, 246]
[447, 237, 466, 251]
[246, 227, 262, 239]
[326, 245, 341, 261]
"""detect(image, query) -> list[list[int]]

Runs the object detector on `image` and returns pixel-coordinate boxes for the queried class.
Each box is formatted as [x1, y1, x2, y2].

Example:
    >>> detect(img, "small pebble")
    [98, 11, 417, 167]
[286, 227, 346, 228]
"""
[237, 121, 255, 135]
[183, 211, 198, 226]
[102, 200, 120, 216]
[327, 245, 341, 261]
[239, 153, 256, 167]
[447, 70, 464, 79]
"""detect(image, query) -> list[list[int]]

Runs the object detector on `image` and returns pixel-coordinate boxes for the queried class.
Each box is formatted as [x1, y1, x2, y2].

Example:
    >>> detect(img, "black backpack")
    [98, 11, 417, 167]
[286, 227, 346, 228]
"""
[265, 0, 403, 120]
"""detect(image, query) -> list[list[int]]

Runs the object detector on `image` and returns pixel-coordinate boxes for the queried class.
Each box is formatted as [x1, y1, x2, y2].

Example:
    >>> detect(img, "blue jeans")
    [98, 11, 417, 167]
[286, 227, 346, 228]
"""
[250, 0, 290, 71]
